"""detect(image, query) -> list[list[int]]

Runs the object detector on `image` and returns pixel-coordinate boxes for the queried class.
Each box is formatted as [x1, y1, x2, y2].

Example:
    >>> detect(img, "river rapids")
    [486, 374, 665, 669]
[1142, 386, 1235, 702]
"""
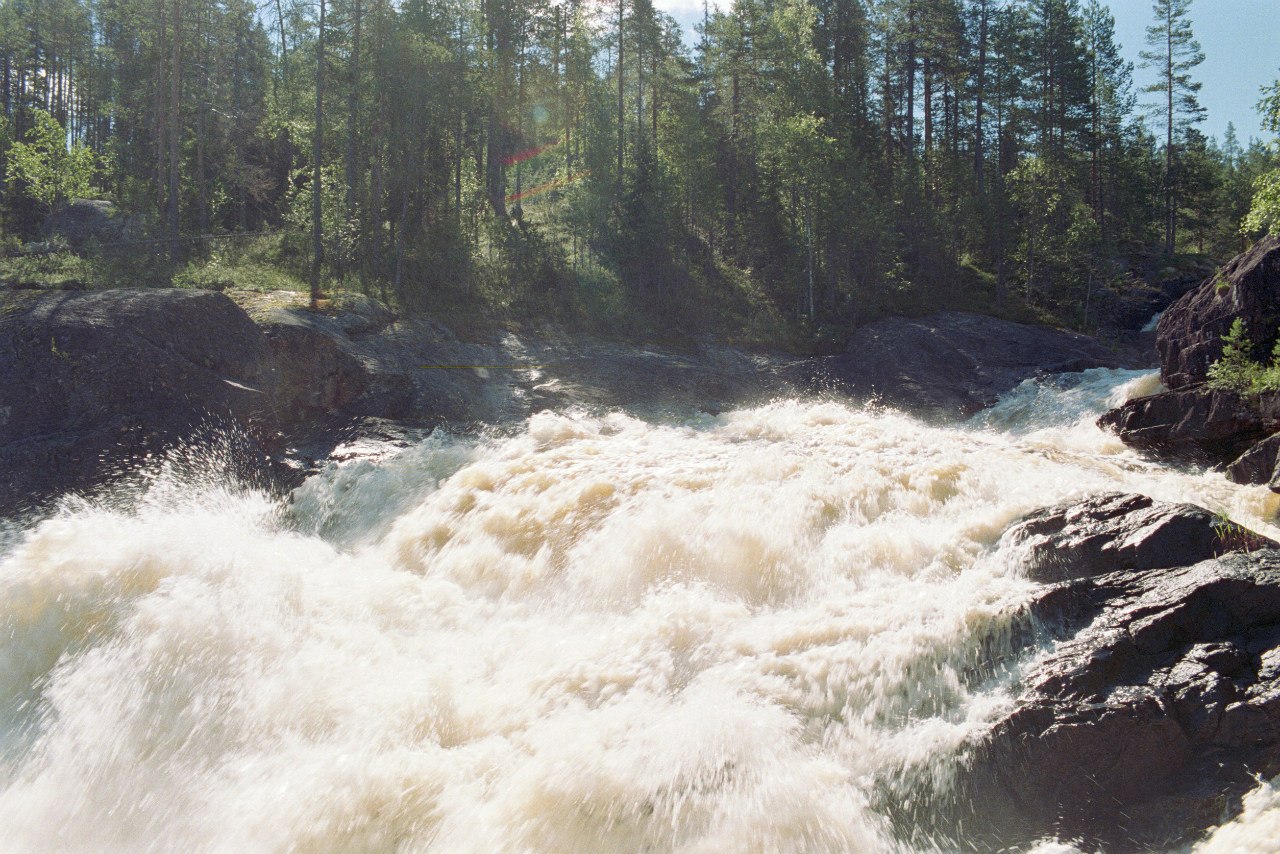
[3, 368, 1280, 853]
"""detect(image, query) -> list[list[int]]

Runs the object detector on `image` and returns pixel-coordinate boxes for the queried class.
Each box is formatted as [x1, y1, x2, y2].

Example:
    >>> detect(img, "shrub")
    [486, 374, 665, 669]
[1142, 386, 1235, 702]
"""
[1207, 318, 1280, 393]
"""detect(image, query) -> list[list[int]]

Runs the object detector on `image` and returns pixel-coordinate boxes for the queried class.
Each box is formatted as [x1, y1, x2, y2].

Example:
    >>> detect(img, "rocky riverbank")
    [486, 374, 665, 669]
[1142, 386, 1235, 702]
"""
[1101, 236, 1280, 490]
[898, 493, 1280, 852]
[1, 287, 1146, 513]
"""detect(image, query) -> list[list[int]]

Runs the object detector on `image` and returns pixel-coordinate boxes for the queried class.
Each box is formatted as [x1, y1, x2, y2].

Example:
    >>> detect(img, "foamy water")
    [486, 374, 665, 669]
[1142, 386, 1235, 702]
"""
[2, 369, 1278, 853]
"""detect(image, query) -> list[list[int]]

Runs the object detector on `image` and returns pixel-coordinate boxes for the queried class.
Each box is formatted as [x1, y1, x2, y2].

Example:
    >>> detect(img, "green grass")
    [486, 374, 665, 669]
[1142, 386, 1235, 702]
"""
[0, 250, 96, 289]
[172, 236, 309, 293]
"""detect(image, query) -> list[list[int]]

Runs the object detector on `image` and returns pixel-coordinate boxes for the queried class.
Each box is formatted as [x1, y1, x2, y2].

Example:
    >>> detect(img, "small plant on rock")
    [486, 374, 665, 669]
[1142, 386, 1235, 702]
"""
[1207, 318, 1260, 392]
[1207, 318, 1280, 394]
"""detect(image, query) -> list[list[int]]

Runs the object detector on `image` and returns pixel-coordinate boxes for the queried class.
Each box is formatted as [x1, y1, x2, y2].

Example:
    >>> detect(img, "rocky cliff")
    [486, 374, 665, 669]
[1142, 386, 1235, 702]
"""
[1101, 237, 1280, 489]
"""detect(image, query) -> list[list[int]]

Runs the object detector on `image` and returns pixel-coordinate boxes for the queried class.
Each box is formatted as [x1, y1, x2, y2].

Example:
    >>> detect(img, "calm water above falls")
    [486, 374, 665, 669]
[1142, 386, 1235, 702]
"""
[3, 369, 1280, 853]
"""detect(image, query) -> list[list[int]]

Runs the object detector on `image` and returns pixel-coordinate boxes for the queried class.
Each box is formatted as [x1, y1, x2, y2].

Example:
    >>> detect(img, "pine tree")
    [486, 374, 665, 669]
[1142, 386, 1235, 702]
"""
[1140, 0, 1205, 254]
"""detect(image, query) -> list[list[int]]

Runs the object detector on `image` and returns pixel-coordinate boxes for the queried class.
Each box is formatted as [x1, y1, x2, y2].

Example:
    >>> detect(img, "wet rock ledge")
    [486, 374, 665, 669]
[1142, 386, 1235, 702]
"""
[922, 493, 1280, 853]
[1101, 235, 1280, 489]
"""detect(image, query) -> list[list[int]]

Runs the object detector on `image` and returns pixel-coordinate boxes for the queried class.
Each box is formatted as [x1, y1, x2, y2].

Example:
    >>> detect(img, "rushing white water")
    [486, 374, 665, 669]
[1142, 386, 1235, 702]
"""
[2, 369, 1279, 854]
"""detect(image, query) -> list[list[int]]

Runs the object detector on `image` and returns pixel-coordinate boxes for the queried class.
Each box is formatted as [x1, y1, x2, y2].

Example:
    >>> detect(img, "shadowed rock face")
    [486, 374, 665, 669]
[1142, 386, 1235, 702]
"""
[920, 495, 1280, 853]
[816, 311, 1138, 420]
[42, 199, 122, 249]
[0, 289, 807, 511]
[1158, 235, 1280, 391]
[1099, 238, 1280, 489]
[0, 290, 413, 513]
[1098, 387, 1280, 469]
[0, 289, 281, 512]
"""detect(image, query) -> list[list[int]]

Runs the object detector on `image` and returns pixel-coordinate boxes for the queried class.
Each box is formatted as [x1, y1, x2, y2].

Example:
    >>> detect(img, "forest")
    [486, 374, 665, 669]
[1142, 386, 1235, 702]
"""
[2, 0, 1279, 341]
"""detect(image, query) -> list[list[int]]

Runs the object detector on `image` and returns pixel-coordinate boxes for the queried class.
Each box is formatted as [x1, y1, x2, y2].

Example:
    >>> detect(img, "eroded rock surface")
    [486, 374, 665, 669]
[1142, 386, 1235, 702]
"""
[0, 289, 281, 512]
[1002, 492, 1272, 583]
[1100, 237, 1280, 489]
[0, 288, 805, 510]
[0, 289, 408, 512]
[915, 495, 1280, 852]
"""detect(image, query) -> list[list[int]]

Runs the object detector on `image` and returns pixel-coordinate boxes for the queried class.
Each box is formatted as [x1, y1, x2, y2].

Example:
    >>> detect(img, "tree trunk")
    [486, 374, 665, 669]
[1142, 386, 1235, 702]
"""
[167, 0, 182, 261]
[617, 0, 625, 182]
[923, 55, 932, 157]
[1165, 21, 1175, 255]
[345, 0, 362, 217]
[311, 0, 326, 308]
[905, 4, 915, 156]
[195, 3, 208, 241]
[274, 0, 289, 92]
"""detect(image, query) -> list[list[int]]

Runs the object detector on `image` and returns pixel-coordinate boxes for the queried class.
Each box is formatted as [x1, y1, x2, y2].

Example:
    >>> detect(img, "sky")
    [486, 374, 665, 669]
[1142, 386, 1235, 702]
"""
[653, 0, 1280, 144]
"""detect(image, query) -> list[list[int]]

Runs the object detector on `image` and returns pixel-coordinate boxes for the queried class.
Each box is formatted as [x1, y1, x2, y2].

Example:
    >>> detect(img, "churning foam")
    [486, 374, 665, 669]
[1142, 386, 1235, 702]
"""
[0, 370, 1275, 853]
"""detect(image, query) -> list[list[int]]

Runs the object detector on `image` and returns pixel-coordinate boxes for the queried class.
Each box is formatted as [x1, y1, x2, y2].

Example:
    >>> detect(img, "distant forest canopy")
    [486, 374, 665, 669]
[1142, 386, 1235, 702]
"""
[1, 0, 1278, 336]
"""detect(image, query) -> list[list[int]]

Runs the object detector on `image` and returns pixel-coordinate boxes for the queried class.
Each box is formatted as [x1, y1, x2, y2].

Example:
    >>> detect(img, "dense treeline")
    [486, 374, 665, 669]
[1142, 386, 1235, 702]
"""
[0, 0, 1276, 335]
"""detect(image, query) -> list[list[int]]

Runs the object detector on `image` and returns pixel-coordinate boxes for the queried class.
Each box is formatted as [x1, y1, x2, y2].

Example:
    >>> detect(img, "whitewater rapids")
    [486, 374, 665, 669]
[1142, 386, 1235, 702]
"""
[2, 368, 1280, 853]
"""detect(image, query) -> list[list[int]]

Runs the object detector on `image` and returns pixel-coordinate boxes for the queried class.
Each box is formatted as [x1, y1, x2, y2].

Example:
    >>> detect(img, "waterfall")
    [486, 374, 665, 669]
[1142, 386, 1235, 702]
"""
[1, 369, 1276, 853]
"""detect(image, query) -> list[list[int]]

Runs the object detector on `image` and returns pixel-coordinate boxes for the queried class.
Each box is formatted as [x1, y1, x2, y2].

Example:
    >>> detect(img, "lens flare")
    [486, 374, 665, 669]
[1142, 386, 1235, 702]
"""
[508, 170, 591, 204]
[502, 138, 564, 167]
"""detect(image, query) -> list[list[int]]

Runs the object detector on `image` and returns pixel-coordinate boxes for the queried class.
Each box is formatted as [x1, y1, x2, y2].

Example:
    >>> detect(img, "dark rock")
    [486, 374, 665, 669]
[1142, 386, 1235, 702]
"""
[349, 320, 801, 426]
[1097, 386, 1280, 467]
[0, 289, 280, 512]
[329, 292, 396, 336]
[1003, 492, 1275, 583]
[816, 311, 1137, 420]
[1098, 240, 1280, 485]
[1158, 235, 1280, 390]
[259, 308, 374, 422]
[1226, 432, 1280, 487]
[1090, 263, 1207, 333]
[0, 288, 799, 511]
[42, 199, 121, 248]
[0, 289, 419, 513]
[912, 495, 1280, 852]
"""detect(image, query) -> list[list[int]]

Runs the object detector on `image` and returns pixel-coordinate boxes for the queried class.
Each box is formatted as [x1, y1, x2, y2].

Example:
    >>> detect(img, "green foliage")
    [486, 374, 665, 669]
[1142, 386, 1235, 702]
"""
[0, 0, 1260, 342]
[1206, 317, 1280, 394]
[172, 236, 308, 293]
[0, 251, 94, 289]
[1243, 80, 1280, 236]
[1207, 318, 1258, 391]
[1244, 171, 1280, 236]
[5, 110, 96, 215]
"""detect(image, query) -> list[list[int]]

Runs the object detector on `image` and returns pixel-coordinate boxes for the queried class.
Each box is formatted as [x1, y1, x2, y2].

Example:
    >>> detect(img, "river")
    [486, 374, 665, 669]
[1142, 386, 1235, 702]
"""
[2, 368, 1278, 853]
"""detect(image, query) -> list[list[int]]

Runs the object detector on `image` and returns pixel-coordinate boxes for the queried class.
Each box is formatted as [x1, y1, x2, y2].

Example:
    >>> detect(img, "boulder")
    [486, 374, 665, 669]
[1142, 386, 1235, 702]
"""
[1226, 432, 1280, 487]
[921, 495, 1280, 852]
[817, 311, 1135, 420]
[1098, 240, 1280, 487]
[0, 289, 281, 511]
[1002, 492, 1272, 583]
[42, 199, 122, 248]
[1097, 387, 1280, 467]
[0, 289, 417, 513]
[1158, 235, 1280, 390]
[259, 308, 373, 422]
[329, 291, 396, 336]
